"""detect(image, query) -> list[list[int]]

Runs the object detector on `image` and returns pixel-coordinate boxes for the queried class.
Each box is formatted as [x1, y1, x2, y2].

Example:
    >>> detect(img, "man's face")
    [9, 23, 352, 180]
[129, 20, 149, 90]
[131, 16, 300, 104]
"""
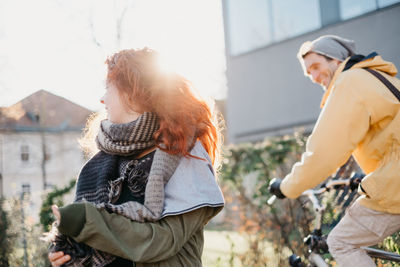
[303, 52, 341, 89]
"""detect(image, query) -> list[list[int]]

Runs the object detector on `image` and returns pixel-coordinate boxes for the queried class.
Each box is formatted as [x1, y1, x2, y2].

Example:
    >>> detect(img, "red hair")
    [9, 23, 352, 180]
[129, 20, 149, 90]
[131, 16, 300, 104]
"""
[105, 48, 220, 166]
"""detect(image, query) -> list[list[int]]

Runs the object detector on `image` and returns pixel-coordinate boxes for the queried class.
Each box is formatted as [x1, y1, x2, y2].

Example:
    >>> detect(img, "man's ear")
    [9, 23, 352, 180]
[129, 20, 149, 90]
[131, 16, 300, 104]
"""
[333, 59, 342, 67]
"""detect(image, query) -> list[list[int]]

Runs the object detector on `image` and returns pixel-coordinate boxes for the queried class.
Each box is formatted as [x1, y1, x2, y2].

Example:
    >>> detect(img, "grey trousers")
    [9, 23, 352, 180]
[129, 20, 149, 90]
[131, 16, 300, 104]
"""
[327, 201, 400, 267]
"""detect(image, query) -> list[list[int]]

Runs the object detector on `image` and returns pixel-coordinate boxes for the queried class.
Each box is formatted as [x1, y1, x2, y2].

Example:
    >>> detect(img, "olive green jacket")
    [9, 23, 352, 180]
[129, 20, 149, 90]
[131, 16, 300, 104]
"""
[58, 142, 224, 266]
[59, 203, 222, 266]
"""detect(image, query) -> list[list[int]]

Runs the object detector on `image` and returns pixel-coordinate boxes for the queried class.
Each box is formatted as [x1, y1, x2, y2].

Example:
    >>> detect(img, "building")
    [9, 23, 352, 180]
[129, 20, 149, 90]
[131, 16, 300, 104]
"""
[222, 1, 400, 143]
[0, 90, 93, 219]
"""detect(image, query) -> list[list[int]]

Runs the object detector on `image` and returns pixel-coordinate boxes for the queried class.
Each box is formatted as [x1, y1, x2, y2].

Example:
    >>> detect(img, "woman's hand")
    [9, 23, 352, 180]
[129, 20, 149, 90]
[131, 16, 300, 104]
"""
[52, 205, 61, 224]
[48, 251, 71, 267]
[49, 205, 70, 266]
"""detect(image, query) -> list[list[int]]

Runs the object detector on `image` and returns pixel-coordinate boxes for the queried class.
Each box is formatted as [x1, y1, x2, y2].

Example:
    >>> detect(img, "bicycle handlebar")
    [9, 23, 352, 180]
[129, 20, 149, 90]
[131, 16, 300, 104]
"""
[267, 178, 352, 208]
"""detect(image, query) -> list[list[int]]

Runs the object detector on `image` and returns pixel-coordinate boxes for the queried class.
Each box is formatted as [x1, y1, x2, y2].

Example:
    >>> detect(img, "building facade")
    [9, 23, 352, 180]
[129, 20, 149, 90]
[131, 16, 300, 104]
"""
[222, 1, 400, 143]
[0, 90, 93, 219]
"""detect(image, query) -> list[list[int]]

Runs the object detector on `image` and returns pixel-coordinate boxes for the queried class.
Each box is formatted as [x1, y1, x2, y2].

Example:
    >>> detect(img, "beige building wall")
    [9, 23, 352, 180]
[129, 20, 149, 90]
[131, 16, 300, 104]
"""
[0, 131, 85, 220]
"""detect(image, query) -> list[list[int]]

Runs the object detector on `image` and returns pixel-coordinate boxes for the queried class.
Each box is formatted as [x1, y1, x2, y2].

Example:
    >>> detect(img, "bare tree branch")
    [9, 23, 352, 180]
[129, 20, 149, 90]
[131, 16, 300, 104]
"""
[116, 6, 129, 49]
[88, 12, 102, 48]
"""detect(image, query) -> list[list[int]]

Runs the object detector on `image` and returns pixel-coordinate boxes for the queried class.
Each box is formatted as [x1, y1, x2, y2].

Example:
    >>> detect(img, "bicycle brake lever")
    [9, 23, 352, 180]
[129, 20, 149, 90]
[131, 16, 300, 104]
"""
[267, 195, 276, 205]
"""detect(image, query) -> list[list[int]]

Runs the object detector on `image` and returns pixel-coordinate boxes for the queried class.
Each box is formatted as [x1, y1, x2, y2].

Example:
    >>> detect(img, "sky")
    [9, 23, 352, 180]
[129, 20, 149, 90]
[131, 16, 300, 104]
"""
[0, 0, 227, 111]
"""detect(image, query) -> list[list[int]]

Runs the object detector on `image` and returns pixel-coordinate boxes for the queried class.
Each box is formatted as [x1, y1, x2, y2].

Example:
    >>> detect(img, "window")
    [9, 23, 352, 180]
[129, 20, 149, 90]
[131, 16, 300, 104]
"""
[21, 183, 31, 195]
[225, 0, 321, 56]
[44, 182, 55, 190]
[378, 0, 400, 7]
[225, 0, 399, 56]
[339, 0, 377, 20]
[339, 0, 399, 20]
[44, 150, 51, 161]
[21, 145, 29, 161]
[271, 0, 321, 42]
[226, 0, 273, 56]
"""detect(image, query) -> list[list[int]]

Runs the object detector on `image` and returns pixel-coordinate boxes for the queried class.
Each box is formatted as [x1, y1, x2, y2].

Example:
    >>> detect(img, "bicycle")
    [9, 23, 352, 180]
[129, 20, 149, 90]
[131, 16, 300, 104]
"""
[268, 176, 400, 267]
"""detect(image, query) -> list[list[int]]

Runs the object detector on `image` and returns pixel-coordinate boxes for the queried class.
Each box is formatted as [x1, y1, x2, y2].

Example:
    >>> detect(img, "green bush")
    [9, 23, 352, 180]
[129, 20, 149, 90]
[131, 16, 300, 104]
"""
[220, 133, 312, 265]
[40, 179, 76, 232]
[0, 198, 12, 267]
[220, 132, 400, 266]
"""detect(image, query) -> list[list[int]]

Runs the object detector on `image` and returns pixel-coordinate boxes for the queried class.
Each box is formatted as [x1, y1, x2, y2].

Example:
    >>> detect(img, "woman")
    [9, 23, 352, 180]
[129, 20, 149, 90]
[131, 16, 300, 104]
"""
[48, 48, 224, 267]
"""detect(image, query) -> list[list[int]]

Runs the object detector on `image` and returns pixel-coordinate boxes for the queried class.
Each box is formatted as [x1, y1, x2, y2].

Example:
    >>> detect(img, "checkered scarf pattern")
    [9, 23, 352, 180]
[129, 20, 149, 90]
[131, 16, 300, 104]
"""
[95, 149, 180, 222]
[51, 112, 181, 267]
[96, 112, 160, 155]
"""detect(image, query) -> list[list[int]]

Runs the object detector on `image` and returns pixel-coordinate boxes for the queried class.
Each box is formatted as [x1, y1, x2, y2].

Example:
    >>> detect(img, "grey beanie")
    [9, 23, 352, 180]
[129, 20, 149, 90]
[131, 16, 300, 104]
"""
[298, 35, 356, 62]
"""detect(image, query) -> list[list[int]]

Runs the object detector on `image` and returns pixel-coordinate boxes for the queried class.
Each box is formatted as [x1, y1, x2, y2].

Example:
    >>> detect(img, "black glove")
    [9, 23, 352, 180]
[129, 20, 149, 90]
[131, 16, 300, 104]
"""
[268, 178, 286, 199]
[349, 172, 365, 191]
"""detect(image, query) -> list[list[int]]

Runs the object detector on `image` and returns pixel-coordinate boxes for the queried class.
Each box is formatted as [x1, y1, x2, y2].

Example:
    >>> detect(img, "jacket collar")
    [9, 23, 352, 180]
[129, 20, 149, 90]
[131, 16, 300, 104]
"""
[320, 57, 350, 108]
[320, 52, 390, 108]
[343, 52, 378, 71]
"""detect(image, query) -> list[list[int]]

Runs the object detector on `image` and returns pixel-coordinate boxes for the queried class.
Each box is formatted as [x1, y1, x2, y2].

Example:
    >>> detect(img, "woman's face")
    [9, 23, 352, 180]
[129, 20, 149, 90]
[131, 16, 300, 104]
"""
[100, 83, 141, 124]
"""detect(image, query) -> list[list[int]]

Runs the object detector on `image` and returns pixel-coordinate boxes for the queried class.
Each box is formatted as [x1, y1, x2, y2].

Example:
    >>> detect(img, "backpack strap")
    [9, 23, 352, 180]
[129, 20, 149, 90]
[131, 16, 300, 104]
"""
[364, 68, 400, 102]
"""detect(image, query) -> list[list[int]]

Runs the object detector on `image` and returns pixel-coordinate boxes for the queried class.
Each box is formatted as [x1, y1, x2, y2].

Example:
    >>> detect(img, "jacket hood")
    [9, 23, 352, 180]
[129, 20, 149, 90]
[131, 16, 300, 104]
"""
[320, 53, 398, 107]
[345, 52, 398, 76]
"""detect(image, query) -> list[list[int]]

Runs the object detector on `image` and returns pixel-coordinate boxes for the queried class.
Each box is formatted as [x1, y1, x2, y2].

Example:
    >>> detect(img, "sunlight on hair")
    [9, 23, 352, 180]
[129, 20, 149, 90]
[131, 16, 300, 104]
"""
[156, 51, 208, 100]
[157, 54, 180, 76]
[79, 109, 107, 158]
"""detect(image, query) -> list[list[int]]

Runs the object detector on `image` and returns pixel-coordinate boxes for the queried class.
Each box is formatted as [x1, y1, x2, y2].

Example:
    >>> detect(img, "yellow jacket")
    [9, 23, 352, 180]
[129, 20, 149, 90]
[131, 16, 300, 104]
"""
[281, 55, 400, 214]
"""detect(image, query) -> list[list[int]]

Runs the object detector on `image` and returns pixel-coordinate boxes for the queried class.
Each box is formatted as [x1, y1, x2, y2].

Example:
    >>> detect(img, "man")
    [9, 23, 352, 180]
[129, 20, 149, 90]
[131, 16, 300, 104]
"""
[269, 35, 400, 266]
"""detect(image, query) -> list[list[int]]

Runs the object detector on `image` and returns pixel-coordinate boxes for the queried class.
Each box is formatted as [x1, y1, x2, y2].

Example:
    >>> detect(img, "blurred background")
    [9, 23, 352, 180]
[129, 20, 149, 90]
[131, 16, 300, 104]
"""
[224, 0, 400, 143]
[0, 0, 399, 266]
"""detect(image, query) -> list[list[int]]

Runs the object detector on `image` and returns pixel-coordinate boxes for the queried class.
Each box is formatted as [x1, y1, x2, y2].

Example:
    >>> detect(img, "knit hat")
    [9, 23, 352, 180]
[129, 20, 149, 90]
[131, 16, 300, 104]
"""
[298, 35, 356, 62]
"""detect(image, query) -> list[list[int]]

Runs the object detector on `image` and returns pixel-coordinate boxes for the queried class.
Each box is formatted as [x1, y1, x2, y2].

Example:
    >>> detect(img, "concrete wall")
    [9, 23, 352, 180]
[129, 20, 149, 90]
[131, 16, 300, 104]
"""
[225, 5, 400, 143]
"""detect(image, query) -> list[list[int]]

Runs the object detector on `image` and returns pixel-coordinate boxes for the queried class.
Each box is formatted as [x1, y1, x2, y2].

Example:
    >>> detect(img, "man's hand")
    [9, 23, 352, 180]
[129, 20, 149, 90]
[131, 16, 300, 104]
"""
[349, 173, 365, 191]
[268, 178, 286, 199]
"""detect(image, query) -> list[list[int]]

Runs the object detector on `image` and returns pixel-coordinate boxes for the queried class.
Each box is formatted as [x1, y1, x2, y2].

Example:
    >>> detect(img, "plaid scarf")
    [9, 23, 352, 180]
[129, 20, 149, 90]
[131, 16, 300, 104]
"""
[95, 112, 160, 156]
[50, 112, 181, 267]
